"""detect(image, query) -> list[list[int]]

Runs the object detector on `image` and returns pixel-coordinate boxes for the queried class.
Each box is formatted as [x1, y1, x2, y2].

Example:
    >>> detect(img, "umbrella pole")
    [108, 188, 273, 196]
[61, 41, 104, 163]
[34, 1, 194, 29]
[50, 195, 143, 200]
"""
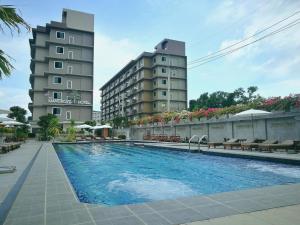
[251, 114, 254, 138]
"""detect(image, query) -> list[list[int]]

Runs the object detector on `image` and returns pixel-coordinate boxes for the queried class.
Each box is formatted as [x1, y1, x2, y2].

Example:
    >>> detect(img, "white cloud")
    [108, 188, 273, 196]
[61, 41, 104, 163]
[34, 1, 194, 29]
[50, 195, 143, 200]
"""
[93, 32, 143, 110]
[0, 87, 30, 113]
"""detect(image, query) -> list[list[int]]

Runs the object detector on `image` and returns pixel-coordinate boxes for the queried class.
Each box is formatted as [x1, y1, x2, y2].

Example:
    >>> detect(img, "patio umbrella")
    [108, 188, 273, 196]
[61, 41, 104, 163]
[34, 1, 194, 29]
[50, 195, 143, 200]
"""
[74, 124, 92, 129]
[233, 109, 271, 138]
[1, 121, 27, 126]
[0, 116, 14, 123]
[91, 124, 112, 129]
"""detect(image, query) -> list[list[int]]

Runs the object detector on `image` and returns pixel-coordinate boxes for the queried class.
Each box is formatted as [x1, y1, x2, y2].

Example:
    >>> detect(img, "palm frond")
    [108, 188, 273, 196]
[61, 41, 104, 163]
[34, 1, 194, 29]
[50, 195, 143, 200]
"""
[0, 49, 14, 79]
[0, 5, 31, 34]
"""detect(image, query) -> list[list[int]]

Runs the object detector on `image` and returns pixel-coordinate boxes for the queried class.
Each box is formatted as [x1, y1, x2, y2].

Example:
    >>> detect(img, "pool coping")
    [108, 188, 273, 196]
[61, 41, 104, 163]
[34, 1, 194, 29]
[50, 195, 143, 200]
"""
[4, 141, 300, 225]
[53, 142, 300, 225]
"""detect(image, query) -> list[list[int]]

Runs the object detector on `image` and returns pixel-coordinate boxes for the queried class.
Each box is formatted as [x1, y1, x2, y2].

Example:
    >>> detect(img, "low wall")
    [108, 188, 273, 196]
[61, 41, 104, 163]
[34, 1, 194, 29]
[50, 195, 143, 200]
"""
[129, 111, 300, 142]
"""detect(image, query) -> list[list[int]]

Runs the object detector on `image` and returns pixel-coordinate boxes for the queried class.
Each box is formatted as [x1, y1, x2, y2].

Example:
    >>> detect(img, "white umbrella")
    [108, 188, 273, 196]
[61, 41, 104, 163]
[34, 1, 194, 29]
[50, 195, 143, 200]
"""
[74, 124, 92, 129]
[1, 121, 27, 126]
[234, 109, 271, 117]
[91, 124, 112, 129]
[234, 109, 271, 138]
[0, 116, 14, 122]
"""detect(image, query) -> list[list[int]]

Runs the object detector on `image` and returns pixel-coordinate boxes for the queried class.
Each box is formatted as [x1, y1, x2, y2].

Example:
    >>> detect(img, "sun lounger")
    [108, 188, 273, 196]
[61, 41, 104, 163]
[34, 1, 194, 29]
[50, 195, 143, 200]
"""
[208, 141, 223, 148]
[256, 140, 278, 151]
[240, 139, 259, 150]
[223, 138, 240, 149]
[95, 137, 103, 141]
[169, 135, 181, 142]
[0, 166, 16, 174]
[258, 140, 295, 152]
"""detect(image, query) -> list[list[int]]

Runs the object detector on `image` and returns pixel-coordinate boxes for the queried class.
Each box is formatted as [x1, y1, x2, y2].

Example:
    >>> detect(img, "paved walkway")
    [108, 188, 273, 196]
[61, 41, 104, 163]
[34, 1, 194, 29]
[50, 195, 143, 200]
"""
[0, 141, 41, 208]
[184, 204, 300, 225]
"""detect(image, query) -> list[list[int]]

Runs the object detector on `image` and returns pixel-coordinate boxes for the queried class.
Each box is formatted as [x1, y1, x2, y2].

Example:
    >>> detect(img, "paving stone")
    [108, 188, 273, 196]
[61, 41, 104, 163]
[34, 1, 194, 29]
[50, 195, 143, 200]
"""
[146, 199, 186, 212]
[177, 196, 218, 207]
[90, 206, 133, 221]
[138, 212, 172, 225]
[195, 204, 239, 219]
[108, 216, 145, 225]
[127, 203, 155, 215]
[223, 199, 268, 213]
[159, 208, 209, 224]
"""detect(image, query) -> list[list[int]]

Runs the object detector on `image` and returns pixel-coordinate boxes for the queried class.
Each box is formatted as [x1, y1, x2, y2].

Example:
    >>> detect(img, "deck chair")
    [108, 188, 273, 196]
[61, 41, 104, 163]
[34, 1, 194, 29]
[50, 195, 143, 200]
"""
[223, 138, 240, 149]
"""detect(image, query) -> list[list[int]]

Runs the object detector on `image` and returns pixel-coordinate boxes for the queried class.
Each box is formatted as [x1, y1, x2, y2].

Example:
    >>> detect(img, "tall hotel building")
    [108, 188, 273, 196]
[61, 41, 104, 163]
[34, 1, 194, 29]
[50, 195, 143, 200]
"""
[100, 39, 187, 121]
[28, 9, 94, 130]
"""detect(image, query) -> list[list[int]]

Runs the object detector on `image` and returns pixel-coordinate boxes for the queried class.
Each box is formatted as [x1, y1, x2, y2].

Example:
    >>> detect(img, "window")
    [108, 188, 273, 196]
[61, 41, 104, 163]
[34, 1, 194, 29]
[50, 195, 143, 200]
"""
[153, 103, 156, 108]
[162, 79, 167, 85]
[56, 31, 65, 39]
[162, 68, 166, 73]
[162, 56, 166, 61]
[53, 92, 62, 99]
[53, 76, 62, 84]
[153, 69, 156, 74]
[67, 80, 72, 89]
[54, 61, 63, 69]
[52, 107, 61, 115]
[162, 91, 167, 96]
[153, 81, 156, 86]
[56, 46, 64, 54]
[153, 92, 156, 97]
[67, 96, 73, 101]
[68, 51, 73, 59]
[67, 66, 73, 74]
[69, 36, 75, 44]
[153, 57, 156, 63]
[66, 111, 71, 120]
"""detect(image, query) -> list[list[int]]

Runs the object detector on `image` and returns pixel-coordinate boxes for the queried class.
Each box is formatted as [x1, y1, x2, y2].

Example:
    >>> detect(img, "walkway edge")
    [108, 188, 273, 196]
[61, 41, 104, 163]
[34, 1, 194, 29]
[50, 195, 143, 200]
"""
[0, 143, 43, 225]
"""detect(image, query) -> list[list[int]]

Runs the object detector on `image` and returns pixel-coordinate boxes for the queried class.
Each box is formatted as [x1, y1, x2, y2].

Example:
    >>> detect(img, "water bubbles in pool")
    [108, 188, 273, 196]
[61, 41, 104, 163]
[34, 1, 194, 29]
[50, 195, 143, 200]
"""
[247, 162, 300, 178]
[107, 173, 197, 201]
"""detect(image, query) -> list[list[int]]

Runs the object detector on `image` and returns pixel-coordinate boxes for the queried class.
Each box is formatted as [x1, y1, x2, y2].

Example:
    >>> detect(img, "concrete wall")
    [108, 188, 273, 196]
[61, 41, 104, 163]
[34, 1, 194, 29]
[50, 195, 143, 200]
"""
[129, 111, 300, 142]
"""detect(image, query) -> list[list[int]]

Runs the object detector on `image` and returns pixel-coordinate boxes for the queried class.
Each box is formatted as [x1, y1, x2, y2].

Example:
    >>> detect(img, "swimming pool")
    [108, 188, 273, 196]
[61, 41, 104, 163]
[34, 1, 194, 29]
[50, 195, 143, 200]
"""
[54, 143, 300, 206]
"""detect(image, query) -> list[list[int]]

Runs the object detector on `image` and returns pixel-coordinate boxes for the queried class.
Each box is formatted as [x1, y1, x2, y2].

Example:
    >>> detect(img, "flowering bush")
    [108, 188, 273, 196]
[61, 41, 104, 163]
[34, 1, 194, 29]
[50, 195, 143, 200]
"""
[128, 94, 300, 126]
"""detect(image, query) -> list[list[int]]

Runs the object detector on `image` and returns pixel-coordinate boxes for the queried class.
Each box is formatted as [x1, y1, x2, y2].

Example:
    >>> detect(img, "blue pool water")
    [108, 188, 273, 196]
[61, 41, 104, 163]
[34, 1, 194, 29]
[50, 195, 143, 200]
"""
[54, 143, 300, 206]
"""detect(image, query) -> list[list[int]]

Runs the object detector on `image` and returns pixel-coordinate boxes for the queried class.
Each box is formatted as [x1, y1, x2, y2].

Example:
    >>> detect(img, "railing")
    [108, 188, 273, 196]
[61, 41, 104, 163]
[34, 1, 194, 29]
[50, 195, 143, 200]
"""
[189, 135, 208, 151]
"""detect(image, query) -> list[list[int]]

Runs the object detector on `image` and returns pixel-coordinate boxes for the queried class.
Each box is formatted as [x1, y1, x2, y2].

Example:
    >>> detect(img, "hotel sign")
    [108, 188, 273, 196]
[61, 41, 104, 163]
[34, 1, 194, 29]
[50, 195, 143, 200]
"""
[48, 97, 90, 105]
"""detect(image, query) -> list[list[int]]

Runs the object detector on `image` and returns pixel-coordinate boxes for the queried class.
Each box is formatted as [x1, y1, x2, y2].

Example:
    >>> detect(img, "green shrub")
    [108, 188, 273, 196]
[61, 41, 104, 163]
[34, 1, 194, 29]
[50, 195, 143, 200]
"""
[118, 134, 126, 139]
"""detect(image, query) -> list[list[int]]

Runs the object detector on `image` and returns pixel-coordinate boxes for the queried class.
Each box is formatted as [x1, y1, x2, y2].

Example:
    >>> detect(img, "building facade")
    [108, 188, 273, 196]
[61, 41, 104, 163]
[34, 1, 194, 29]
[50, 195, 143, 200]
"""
[92, 111, 102, 123]
[100, 39, 187, 121]
[28, 9, 94, 130]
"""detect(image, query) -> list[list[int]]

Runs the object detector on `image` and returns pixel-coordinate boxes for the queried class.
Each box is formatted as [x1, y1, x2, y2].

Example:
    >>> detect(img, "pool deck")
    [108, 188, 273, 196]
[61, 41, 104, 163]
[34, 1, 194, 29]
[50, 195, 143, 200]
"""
[0, 140, 300, 225]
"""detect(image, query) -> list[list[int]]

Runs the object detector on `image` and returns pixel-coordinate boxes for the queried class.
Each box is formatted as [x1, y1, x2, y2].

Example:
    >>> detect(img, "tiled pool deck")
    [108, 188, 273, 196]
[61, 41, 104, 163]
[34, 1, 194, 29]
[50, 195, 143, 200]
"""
[0, 140, 300, 225]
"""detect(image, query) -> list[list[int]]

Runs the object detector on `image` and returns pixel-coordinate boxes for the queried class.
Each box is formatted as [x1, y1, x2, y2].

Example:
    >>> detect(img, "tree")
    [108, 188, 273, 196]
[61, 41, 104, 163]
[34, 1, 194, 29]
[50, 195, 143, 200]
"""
[37, 114, 58, 140]
[0, 5, 30, 78]
[66, 120, 76, 142]
[84, 120, 96, 126]
[48, 117, 60, 138]
[8, 106, 27, 123]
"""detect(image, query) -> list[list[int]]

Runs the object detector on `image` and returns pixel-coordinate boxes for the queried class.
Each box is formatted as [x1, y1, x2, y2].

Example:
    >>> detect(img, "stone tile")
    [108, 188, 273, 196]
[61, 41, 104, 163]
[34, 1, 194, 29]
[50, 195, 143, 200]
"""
[108, 216, 145, 225]
[138, 212, 171, 225]
[177, 196, 219, 207]
[146, 199, 186, 212]
[90, 206, 133, 221]
[159, 208, 209, 224]
[127, 203, 155, 215]
[194, 204, 239, 219]
[223, 199, 268, 213]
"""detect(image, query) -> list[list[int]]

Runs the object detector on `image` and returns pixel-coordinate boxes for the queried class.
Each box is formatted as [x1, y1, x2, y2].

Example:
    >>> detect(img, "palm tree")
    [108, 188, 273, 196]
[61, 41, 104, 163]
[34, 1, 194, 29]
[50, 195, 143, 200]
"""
[0, 5, 30, 79]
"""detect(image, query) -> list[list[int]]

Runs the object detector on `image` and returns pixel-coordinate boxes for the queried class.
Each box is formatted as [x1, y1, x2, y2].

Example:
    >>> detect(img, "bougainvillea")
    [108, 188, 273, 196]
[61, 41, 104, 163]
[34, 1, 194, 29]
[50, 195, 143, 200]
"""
[129, 94, 300, 126]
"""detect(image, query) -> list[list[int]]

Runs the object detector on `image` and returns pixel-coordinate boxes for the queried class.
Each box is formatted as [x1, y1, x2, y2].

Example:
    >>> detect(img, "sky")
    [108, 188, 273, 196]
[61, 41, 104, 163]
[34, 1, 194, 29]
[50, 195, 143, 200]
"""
[0, 0, 300, 113]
